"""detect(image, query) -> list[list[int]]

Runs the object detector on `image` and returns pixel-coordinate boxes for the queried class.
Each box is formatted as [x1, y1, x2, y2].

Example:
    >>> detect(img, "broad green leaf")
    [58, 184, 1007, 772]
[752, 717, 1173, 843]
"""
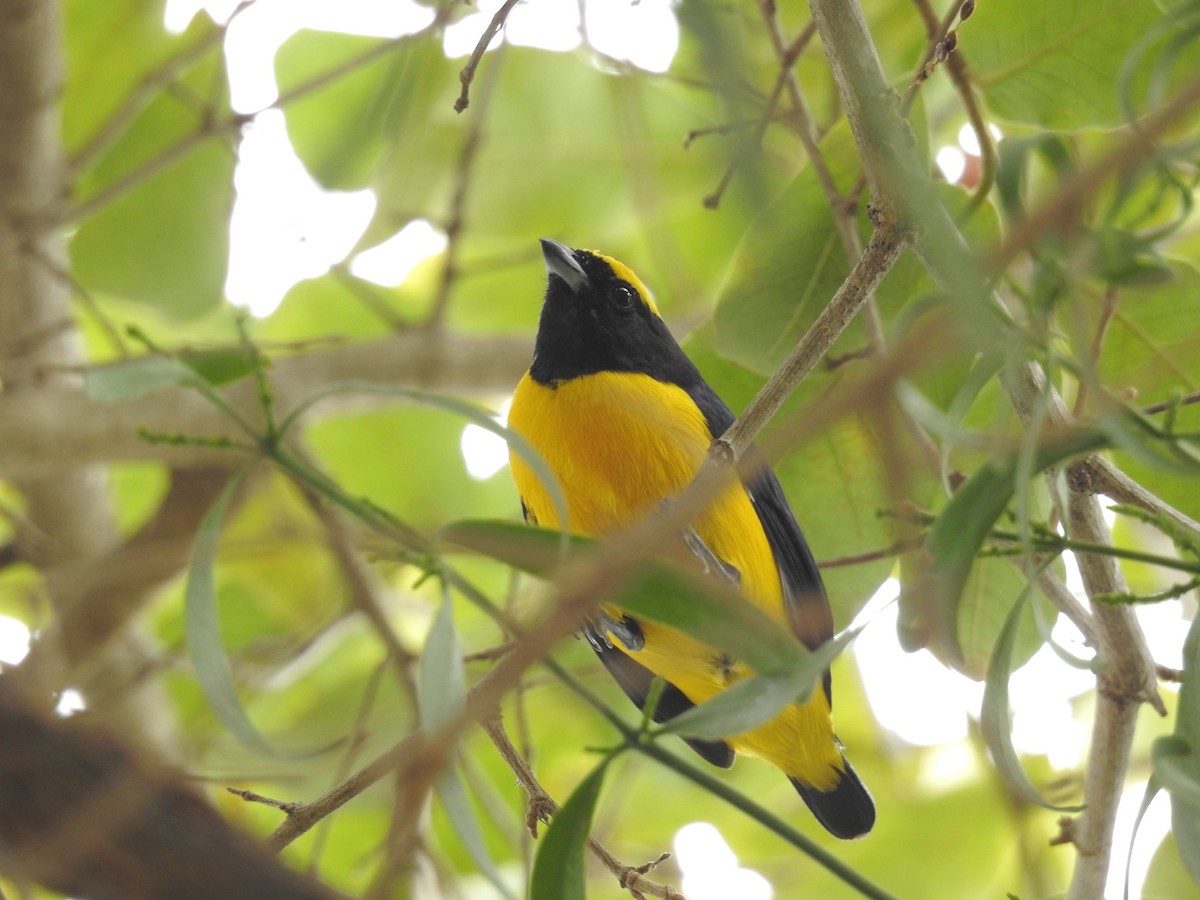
[1094, 264, 1200, 519]
[442, 519, 812, 676]
[179, 345, 260, 386]
[659, 627, 858, 742]
[712, 136, 853, 377]
[69, 140, 233, 318]
[969, 0, 1164, 130]
[276, 29, 455, 198]
[63, 0, 217, 155]
[529, 760, 610, 900]
[68, 8, 233, 320]
[956, 558, 1053, 680]
[979, 571, 1083, 811]
[184, 469, 277, 754]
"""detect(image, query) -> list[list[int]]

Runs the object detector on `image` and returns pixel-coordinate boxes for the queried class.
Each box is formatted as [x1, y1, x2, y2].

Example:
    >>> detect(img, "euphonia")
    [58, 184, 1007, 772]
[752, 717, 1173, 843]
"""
[507, 239, 874, 839]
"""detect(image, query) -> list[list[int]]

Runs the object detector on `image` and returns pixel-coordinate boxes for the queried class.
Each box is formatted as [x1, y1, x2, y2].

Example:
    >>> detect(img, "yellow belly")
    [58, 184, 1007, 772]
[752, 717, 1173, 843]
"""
[508, 370, 842, 787]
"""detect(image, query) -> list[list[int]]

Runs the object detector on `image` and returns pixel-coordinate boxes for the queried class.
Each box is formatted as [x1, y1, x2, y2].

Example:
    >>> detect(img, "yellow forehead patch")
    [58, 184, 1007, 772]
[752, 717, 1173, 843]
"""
[592, 252, 661, 316]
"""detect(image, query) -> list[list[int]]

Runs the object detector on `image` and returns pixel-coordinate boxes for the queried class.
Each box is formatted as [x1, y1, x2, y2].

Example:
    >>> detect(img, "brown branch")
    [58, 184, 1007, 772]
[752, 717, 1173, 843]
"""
[0, 677, 345, 900]
[482, 714, 684, 900]
[0, 333, 532, 478]
[1142, 388, 1200, 417]
[804, 2, 1174, 894]
[296, 474, 420, 683]
[431, 42, 502, 326]
[454, 0, 521, 113]
[718, 220, 908, 455]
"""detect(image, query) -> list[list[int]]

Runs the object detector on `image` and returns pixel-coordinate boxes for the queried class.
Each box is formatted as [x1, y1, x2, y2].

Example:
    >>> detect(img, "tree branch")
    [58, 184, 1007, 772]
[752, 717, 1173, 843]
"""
[0, 677, 345, 899]
[0, 333, 531, 478]
[482, 714, 684, 900]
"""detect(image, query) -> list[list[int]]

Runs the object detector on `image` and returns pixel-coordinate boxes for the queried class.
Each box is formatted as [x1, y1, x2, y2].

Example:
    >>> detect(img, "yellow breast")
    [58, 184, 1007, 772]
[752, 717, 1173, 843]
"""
[508, 370, 782, 611]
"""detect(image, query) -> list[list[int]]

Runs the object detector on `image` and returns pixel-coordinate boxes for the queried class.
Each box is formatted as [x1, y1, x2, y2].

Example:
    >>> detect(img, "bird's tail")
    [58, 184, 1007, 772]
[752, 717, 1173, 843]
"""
[790, 758, 875, 840]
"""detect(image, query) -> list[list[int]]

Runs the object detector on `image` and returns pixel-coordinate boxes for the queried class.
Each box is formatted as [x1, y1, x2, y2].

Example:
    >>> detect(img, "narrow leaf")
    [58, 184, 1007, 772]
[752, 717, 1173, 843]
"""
[530, 760, 610, 900]
[442, 519, 811, 677]
[185, 469, 277, 755]
[660, 627, 859, 742]
[980, 575, 1083, 812]
[1155, 612, 1200, 886]
[1124, 777, 1164, 900]
[909, 424, 1109, 663]
[418, 595, 516, 899]
[440, 519, 591, 578]
[613, 565, 811, 675]
[275, 380, 568, 533]
[419, 592, 465, 730]
[85, 356, 200, 403]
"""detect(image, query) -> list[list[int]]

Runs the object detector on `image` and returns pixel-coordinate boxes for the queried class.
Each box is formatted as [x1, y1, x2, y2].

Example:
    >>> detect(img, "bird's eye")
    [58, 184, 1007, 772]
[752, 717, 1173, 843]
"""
[611, 285, 636, 311]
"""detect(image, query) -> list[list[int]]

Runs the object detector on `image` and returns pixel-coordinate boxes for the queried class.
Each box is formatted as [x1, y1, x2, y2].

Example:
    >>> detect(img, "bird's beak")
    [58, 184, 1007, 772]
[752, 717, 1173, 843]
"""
[541, 239, 589, 292]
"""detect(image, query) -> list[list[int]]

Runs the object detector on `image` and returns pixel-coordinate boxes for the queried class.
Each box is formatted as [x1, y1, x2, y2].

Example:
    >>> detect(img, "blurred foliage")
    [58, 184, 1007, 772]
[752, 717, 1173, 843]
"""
[3, 0, 1200, 897]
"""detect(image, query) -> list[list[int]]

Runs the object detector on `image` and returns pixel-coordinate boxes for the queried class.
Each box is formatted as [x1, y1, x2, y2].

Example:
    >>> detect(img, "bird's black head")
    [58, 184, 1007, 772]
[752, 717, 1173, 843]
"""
[529, 239, 700, 388]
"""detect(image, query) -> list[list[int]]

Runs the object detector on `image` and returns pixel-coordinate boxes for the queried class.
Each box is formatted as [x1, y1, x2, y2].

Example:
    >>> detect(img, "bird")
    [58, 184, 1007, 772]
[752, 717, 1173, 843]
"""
[506, 239, 875, 839]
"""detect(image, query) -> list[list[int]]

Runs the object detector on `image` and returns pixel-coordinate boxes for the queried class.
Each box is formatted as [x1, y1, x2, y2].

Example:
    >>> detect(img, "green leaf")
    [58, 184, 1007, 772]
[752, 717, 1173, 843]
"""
[979, 567, 1083, 811]
[1155, 611, 1200, 886]
[62, 0, 218, 156]
[179, 345, 260, 386]
[184, 469, 277, 755]
[712, 133, 853, 377]
[529, 760, 610, 900]
[1096, 264, 1200, 520]
[419, 596, 515, 900]
[85, 355, 201, 403]
[68, 7, 233, 320]
[276, 30, 456, 196]
[1124, 777, 1164, 900]
[440, 519, 588, 578]
[956, 558, 1051, 680]
[903, 425, 1109, 665]
[659, 626, 858, 742]
[969, 0, 1164, 130]
[419, 592, 465, 731]
[70, 138, 233, 318]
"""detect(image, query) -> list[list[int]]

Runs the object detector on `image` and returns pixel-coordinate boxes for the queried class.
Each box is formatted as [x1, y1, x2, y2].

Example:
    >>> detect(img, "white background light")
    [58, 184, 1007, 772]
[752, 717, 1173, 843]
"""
[674, 822, 772, 900]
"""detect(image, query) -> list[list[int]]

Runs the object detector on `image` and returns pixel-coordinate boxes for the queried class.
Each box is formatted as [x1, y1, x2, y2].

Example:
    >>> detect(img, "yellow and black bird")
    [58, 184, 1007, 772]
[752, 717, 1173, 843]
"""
[508, 239, 875, 839]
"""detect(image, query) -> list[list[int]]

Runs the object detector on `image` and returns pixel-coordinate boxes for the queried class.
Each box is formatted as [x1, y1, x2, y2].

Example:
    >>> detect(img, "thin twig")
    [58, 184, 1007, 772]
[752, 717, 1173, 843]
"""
[431, 42, 502, 327]
[1142, 388, 1200, 416]
[454, 0, 521, 113]
[482, 715, 684, 899]
[717, 221, 908, 455]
